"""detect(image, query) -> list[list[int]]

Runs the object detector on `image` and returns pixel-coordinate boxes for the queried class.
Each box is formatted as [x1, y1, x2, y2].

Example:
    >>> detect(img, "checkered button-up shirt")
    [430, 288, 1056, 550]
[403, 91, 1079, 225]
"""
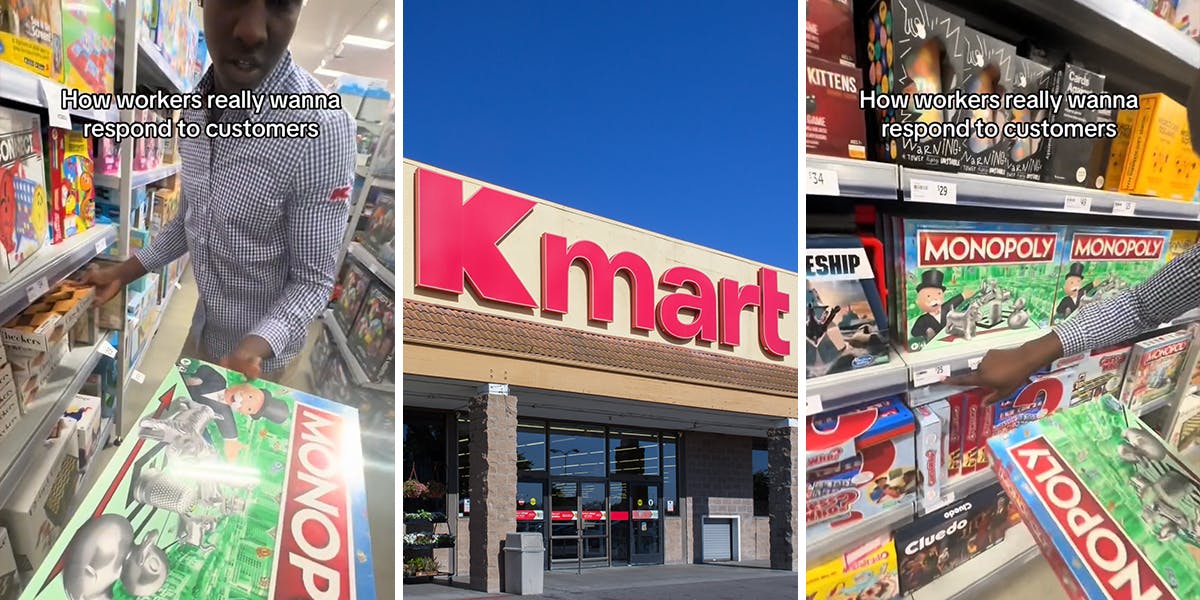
[1055, 244, 1200, 356]
[137, 52, 355, 373]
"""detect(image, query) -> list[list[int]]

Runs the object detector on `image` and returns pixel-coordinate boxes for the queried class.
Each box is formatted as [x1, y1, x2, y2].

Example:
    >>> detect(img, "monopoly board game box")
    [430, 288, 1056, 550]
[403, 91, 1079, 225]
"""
[987, 397, 1200, 600]
[1048, 344, 1133, 406]
[806, 236, 890, 378]
[1121, 329, 1194, 412]
[898, 219, 1063, 352]
[1052, 227, 1170, 324]
[20, 360, 377, 600]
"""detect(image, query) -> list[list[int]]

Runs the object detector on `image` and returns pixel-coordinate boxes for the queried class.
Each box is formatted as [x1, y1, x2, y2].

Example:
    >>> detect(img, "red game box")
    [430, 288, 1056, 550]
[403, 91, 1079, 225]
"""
[807, 57, 867, 160]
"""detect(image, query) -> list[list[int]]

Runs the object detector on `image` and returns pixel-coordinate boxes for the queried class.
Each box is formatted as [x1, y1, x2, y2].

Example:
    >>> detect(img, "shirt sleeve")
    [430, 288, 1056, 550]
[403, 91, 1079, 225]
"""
[1054, 243, 1200, 356]
[136, 190, 188, 271]
[249, 112, 355, 357]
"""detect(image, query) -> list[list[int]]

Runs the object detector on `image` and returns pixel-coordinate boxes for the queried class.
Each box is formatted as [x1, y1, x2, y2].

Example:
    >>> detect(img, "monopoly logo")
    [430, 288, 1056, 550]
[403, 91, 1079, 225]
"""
[414, 169, 791, 357]
[1069, 234, 1165, 261]
[917, 231, 1058, 267]
[0, 129, 37, 166]
[273, 406, 354, 600]
[805, 489, 858, 524]
[1011, 437, 1173, 600]
[1144, 341, 1189, 363]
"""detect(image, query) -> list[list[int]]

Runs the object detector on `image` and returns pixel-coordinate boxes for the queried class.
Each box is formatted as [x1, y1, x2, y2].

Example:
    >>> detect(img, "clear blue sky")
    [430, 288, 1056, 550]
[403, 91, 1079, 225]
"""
[403, 1, 798, 271]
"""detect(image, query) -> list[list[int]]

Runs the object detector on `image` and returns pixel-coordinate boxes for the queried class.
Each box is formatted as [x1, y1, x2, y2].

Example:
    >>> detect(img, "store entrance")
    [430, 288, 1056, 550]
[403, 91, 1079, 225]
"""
[549, 480, 609, 570]
[609, 481, 663, 565]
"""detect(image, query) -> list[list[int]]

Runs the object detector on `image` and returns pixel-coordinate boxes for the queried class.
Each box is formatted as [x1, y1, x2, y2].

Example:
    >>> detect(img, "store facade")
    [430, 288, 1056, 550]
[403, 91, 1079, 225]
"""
[401, 160, 799, 592]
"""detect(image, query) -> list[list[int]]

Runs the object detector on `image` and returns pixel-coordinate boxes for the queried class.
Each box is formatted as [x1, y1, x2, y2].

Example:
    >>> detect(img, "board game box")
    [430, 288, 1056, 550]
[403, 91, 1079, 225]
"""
[20, 360, 377, 600]
[957, 30, 1015, 177]
[987, 396, 1200, 600]
[0, 107, 49, 281]
[807, 58, 867, 160]
[806, 0, 855, 66]
[1122, 329, 1194, 412]
[0, 0, 63, 81]
[62, 0, 116, 94]
[1121, 93, 1190, 199]
[807, 397, 917, 537]
[1168, 230, 1198, 262]
[914, 403, 946, 508]
[1006, 56, 1052, 182]
[806, 236, 890, 378]
[894, 482, 1008, 594]
[333, 259, 372, 334]
[46, 129, 95, 245]
[1037, 63, 1108, 189]
[1047, 344, 1133, 406]
[1165, 392, 1200, 454]
[347, 284, 394, 383]
[1052, 227, 1170, 324]
[806, 534, 900, 600]
[360, 186, 394, 271]
[899, 219, 1063, 352]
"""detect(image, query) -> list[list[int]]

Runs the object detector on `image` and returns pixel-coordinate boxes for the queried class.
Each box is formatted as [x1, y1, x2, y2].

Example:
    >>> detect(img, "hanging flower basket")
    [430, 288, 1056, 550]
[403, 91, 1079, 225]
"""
[404, 466, 428, 499]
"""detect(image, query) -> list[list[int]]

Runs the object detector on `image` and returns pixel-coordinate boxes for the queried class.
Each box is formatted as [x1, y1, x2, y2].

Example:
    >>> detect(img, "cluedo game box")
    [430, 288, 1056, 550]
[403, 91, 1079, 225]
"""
[21, 360, 376, 600]
[988, 397, 1200, 600]
[899, 220, 1063, 352]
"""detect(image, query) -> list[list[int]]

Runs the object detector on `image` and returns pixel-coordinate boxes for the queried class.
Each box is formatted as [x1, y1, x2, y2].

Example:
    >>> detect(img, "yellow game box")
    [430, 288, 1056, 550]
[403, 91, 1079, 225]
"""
[1103, 109, 1137, 191]
[806, 535, 900, 600]
[1120, 93, 1188, 198]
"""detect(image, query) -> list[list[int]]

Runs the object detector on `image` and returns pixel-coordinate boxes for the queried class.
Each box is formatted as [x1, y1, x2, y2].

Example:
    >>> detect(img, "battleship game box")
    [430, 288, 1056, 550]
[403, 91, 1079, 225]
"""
[807, 58, 868, 160]
[0, 107, 49, 282]
[807, 397, 917, 537]
[20, 360, 377, 600]
[806, 534, 900, 600]
[1121, 329, 1193, 412]
[863, 0, 966, 170]
[899, 219, 1063, 352]
[894, 482, 1008, 594]
[987, 397, 1200, 600]
[957, 30, 1015, 178]
[806, 236, 890, 379]
[1048, 344, 1133, 406]
[1052, 227, 1170, 325]
[1006, 56, 1052, 182]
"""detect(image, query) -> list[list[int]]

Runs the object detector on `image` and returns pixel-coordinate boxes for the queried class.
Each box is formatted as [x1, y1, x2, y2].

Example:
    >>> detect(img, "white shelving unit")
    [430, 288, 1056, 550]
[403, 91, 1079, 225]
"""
[908, 523, 1043, 600]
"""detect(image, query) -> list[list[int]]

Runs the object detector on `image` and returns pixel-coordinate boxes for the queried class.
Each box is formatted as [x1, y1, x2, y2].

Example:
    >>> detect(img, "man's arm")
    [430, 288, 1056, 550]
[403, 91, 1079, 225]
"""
[1054, 243, 1200, 356]
[246, 113, 355, 360]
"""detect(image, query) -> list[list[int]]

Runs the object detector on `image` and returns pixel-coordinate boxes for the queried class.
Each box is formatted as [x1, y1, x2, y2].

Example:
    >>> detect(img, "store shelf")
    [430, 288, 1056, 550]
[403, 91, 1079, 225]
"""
[137, 38, 189, 93]
[0, 336, 110, 508]
[806, 156, 899, 200]
[908, 523, 1042, 600]
[94, 163, 181, 190]
[0, 225, 116, 327]
[902, 329, 1043, 400]
[806, 350, 908, 416]
[807, 500, 915, 565]
[920, 470, 998, 516]
[0, 62, 119, 123]
[348, 242, 394, 290]
[1136, 396, 1173, 416]
[128, 278, 180, 380]
[900, 167, 1200, 221]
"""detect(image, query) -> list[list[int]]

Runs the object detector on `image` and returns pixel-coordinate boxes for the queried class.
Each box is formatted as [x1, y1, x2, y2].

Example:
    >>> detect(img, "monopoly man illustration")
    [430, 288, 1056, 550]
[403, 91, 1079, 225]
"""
[182, 363, 290, 462]
[911, 269, 976, 342]
[1055, 262, 1097, 321]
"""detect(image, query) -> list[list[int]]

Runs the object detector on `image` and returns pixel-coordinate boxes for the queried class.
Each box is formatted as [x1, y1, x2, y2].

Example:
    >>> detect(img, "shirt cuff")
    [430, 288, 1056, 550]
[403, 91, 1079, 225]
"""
[135, 243, 178, 273]
[250, 317, 293, 360]
[1053, 320, 1087, 358]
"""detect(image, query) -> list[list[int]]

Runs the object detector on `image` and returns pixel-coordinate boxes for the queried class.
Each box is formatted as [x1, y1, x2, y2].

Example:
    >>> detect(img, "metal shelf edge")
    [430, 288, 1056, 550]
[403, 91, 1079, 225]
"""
[806, 350, 908, 415]
[806, 156, 899, 200]
[348, 243, 395, 290]
[806, 500, 915, 565]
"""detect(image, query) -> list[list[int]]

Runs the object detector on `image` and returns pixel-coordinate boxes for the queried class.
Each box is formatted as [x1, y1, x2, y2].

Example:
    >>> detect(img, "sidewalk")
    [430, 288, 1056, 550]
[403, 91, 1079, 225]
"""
[403, 562, 797, 600]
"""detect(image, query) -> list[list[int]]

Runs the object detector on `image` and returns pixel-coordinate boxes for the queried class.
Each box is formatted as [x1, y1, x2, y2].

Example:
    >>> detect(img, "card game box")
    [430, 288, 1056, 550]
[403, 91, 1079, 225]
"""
[957, 30, 1015, 177]
[62, 0, 116, 94]
[807, 397, 917, 537]
[898, 219, 1063, 352]
[347, 284, 395, 383]
[914, 403, 947, 508]
[987, 397, 1200, 600]
[1037, 64, 1108, 189]
[1048, 344, 1133, 406]
[1006, 56, 1052, 182]
[46, 129, 96, 245]
[864, 0, 967, 170]
[805, 235, 890, 379]
[1121, 329, 1193, 412]
[333, 259, 373, 334]
[894, 482, 1008, 594]
[0, 107, 49, 282]
[1052, 227, 1170, 324]
[807, 57, 868, 160]
[806, 0, 855, 66]
[1121, 93, 1189, 199]
[20, 360, 377, 600]
[806, 535, 900, 600]
[0, 0, 63, 81]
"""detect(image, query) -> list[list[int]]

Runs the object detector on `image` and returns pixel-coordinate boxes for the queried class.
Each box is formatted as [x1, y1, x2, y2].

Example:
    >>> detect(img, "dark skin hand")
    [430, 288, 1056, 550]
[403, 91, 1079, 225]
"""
[220, 335, 273, 381]
[944, 332, 1065, 402]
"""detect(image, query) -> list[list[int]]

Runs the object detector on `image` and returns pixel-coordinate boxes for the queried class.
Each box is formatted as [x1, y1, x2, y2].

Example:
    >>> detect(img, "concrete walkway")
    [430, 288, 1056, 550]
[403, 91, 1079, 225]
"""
[403, 562, 797, 600]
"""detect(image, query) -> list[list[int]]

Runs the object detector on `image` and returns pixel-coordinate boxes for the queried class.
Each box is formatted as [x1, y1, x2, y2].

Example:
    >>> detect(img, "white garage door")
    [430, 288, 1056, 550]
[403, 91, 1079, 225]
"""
[702, 518, 733, 561]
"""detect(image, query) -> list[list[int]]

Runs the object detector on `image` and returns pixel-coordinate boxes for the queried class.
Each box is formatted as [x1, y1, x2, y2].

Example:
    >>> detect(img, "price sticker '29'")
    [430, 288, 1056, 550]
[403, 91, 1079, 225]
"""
[807, 168, 840, 196]
[910, 179, 957, 205]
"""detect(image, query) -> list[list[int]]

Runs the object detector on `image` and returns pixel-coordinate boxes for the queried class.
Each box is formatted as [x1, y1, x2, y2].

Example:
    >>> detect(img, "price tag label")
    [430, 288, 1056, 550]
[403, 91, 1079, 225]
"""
[925, 492, 957, 513]
[967, 356, 983, 370]
[913, 364, 950, 387]
[25, 278, 48, 303]
[39, 80, 72, 130]
[128, 316, 139, 327]
[130, 370, 145, 384]
[806, 395, 823, 416]
[806, 168, 840, 196]
[1113, 200, 1137, 216]
[174, 281, 182, 290]
[1064, 195, 1092, 212]
[910, 179, 957, 205]
[94, 240, 108, 255]
[98, 342, 117, 358]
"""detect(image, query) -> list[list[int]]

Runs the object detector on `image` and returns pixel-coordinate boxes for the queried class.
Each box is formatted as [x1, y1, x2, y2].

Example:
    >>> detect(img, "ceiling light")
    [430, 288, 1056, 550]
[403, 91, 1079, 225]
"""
[342, 34, 393, 49]
[315, 67, 348, 78]
[377, 15, 390, 32]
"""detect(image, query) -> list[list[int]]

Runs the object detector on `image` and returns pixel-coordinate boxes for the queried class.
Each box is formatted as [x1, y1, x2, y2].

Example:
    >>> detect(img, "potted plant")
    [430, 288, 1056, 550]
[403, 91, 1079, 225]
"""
[436, 533, 456, 548]
[404, 556, 441, 577]
[404, 467, 428, 499]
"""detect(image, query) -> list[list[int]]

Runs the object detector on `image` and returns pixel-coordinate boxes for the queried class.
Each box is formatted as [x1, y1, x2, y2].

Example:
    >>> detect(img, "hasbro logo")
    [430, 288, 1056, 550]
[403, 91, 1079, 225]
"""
[852, 355, 875, 368]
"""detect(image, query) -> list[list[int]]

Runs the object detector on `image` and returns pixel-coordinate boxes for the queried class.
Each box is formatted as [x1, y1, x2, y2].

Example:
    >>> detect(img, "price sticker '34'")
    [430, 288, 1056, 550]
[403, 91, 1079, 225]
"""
[807, 168, 840, 196]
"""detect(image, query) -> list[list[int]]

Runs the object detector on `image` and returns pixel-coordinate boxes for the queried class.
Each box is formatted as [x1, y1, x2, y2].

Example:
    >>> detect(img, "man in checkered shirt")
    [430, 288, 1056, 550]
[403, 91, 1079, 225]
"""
[87, 0, 355, 384]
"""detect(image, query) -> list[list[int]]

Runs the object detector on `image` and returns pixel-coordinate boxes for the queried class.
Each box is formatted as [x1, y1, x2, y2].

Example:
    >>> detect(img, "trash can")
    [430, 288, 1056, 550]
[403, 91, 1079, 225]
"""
[504, 532, 544, 595]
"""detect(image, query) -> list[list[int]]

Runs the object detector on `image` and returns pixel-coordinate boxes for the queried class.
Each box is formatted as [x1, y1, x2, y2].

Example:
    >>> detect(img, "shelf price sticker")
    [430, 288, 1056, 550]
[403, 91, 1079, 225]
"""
[94, 240, 108, 255]
[910, 179, 957, 205]
[25, 278, 49, 303]
[806, 168, 840, 196]
[38, 80, 72, 130]
[1112, 199, 1137, 216]
[1063, 195, 1092, 213]
[925, 492, 956, 513]
[912, 364, 950, 387]
[98, 342, 117, 358]
[967, 356, 983, 370]
[131, 370, 146, 384]
[806, 395, 823, 416]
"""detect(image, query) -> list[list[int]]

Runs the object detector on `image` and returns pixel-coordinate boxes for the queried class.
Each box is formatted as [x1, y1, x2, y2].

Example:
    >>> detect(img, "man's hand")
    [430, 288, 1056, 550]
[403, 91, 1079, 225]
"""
[83, 265, 124, 305]
[223, 439, 245, 463]
[219, 335, 274, 381]
[945, 332, 1065, 402]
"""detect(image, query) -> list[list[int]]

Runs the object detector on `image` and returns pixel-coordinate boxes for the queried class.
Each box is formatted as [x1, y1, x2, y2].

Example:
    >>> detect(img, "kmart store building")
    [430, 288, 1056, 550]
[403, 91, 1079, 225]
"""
[401, 160, 798, 592]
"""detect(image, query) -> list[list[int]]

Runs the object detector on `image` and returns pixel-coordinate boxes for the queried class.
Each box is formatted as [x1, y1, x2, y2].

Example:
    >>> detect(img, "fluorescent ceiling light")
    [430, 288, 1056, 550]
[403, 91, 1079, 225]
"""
[314, 67, 348, 78]
[342, 34, 394, 49]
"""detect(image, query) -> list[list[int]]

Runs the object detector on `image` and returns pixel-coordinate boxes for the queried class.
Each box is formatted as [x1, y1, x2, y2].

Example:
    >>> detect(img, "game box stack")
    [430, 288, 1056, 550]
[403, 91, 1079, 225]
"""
[805, 235, 890, 379]
[360, 187, 396, 271]
[807, 396, 918, 538]
[806, 534, 901, 600]
[334, 259, 374, 333]
[988, 397, 1200, 600]
[347, 283, 396, 384]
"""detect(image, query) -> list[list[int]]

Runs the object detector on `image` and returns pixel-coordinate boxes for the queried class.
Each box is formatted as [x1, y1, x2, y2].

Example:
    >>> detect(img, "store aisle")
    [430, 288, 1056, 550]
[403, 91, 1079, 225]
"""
[975, 561, 1067, 600]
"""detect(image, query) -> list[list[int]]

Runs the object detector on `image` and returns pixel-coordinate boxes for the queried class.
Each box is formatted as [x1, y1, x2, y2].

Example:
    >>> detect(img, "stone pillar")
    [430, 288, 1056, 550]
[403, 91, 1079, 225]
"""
[767, 419, 798, 571]
[468, 384, 518, 592]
